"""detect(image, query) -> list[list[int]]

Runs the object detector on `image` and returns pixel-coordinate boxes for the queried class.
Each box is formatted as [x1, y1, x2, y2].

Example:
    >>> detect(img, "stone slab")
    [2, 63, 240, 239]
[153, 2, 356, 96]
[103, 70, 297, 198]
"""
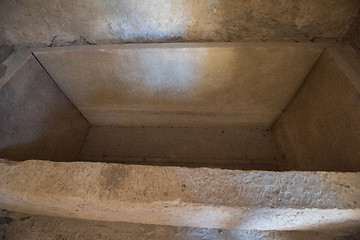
[79, 126, 278, 170]
[3, 211, 360, 240]
[34, 42, 324, 127]
[273, 45, 360, 171]
[0, 160, 359, 230]
[0, 55, 89, 161]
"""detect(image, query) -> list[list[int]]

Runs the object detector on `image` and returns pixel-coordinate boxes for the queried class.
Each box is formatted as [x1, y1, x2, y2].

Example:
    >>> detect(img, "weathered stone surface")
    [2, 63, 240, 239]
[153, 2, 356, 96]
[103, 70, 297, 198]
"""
[2, 211, 360, 240]
[0, 160, 359, 230]
[273, 45, 360, 171]
[34, 42, 324, 127]
[0, 0, 358, 47]
[348, 14, 360, 51]
[0, 55, 89, 161]
[0, 65, 6, 79]
[0, 45, 13, 63]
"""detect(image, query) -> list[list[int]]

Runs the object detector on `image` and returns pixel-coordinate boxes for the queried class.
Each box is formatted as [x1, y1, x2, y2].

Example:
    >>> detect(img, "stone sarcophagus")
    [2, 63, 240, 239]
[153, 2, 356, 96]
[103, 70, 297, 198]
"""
[0, 42, 359, 230]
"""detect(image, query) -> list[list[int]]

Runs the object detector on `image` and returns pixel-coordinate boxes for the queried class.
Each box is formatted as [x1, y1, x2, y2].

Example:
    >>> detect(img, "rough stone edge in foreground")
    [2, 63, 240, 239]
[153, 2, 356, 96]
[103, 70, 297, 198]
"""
[0, 159, 359, 230]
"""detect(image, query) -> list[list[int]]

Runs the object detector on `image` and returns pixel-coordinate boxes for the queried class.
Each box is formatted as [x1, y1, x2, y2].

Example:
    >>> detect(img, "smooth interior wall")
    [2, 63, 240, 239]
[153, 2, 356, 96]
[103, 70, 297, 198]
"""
[273, 46, 360, 172]
[0, 54, 89, 161]
[78, 126, 278, 170]
[34, 42, 325, 127]
[2, 43, 360, 172]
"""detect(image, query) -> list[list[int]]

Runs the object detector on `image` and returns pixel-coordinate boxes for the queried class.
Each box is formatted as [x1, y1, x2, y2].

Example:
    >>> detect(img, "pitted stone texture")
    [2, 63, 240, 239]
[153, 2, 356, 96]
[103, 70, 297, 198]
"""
[0, 160, 359, 230]
[2, 212, 360, 240]
[0, 0, 359, 47]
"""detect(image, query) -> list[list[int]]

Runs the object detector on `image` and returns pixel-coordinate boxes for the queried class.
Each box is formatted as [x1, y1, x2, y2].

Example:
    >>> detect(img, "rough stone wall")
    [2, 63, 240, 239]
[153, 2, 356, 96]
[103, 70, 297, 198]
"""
[0, 0, 359, 47]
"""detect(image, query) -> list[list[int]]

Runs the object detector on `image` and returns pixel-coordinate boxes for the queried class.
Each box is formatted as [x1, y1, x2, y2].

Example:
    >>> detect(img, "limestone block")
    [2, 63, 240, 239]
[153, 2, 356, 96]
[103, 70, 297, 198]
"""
[0, 160, 359, 230]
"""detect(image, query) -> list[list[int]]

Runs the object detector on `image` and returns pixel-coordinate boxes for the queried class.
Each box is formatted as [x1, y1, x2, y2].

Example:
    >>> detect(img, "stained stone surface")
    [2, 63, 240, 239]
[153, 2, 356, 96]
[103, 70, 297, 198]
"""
[0, 0, 359, 47]
[0, 160, 359, 230]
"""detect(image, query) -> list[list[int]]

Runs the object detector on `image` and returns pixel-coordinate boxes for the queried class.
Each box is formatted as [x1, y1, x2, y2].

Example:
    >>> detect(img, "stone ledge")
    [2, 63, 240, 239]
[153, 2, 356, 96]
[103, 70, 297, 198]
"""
[0, 159, 359, 230]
